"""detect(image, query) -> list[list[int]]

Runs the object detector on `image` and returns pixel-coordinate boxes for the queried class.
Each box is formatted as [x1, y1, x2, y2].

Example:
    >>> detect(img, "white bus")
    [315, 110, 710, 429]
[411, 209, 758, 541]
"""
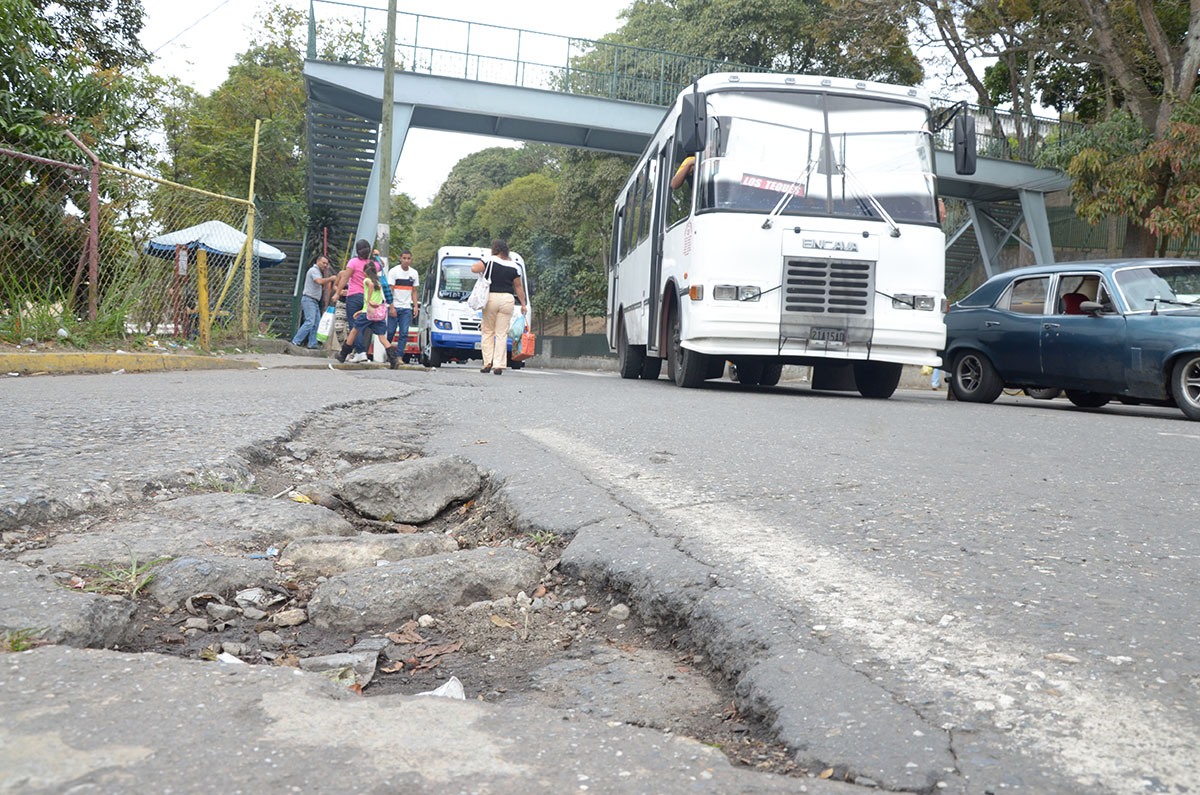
[607, 72, 975, 396]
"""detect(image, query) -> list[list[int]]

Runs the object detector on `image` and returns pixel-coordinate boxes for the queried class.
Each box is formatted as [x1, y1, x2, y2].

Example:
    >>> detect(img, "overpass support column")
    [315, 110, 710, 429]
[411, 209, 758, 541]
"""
[966, 200, 1003, 279]
[356, 102, 414, 245]
[1019, 189, 1055, 265]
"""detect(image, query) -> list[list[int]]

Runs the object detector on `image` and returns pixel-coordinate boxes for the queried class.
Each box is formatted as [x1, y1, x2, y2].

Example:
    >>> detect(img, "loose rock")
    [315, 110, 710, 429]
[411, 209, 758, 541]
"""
[145, 557, 277, 609]
[281, 533, 458, 576]
[272, 609, 308, 627]
[336, 456, 482, 523]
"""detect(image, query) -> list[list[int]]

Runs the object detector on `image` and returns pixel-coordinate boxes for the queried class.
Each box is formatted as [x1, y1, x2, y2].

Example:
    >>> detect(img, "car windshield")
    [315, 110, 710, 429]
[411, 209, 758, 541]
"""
[696, 91, 936, 224]
[1113, 263, 1200, 312]
[438, 257, 481, 300]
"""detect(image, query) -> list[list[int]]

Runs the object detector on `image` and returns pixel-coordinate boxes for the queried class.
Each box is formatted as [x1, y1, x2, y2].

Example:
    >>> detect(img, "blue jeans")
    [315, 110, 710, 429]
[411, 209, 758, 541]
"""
[345, 293, 367, 352]
[292, 296, 321, 347]
[387, 306, 412, 346]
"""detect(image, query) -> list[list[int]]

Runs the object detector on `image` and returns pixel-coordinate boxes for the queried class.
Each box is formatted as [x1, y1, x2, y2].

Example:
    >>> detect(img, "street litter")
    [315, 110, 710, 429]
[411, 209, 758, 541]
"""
[234, 587, 286, 610]
[247, 547, 279, 560]
[217, 652, 246, 664]
[416, 676, 465, 700]
[290, 493, 314, 504]
[111, 369, 125, 375]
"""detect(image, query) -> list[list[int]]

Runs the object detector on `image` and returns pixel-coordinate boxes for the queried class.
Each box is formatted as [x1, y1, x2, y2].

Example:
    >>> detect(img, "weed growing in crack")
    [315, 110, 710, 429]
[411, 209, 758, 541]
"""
[79, 554, 171, 598]
[1, 627, 48, 653]
[527, 531, 560, 548]
[188, 471, 260, 494]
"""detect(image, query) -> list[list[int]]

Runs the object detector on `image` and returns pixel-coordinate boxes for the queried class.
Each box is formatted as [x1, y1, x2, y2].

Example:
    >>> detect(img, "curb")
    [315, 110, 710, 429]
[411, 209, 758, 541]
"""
[0, 352, 260, 376]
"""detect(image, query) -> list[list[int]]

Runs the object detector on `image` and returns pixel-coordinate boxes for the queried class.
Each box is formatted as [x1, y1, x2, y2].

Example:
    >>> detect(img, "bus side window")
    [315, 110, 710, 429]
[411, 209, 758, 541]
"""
[638, 159, 654, 244]
[610, 207, 623, 269]
[629, 164, 647, 251]
[668, 138, 692, 227]
[621, 187, 636, 259]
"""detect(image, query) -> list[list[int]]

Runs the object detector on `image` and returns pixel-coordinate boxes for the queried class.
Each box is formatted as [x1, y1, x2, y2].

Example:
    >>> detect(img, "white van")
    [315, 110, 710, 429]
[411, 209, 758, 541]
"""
[418, 246, 530, 368]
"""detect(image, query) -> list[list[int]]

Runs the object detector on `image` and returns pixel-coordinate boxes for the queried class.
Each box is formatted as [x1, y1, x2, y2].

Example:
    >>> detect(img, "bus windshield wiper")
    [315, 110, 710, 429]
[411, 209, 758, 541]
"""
[761, 156, 819, 230]
[838, 162, 901, 237]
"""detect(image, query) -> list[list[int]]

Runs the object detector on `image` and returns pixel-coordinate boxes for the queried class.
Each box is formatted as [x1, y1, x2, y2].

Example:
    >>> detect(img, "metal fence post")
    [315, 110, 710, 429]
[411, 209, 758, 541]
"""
[465, 22, 471, 79]
[243, 120, 262, 339]
[198, 249, 211, 351]
[516, 29, 522, 85]
[63, 131, 100, 321]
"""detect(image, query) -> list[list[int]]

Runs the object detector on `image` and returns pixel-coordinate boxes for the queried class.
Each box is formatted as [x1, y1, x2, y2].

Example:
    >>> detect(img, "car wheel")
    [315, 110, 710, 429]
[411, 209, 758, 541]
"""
[617, 319, 645, 380]
[1065, 390, 1110, 408]
[1170, 354, 1200, 420]
[951, 351, 1003, 403]
[854, 361, 902, 399]
[735, 360, 764, 386]
[1024, 387, 1062, 400]
[668, 305, 709, 388]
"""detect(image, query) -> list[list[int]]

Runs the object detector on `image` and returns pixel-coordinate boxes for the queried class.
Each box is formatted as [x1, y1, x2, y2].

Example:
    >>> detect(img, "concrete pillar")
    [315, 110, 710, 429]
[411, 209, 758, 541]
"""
[1019, 189, 1055, 265]
[966, 200, 1003, 278]
[356, 102, 414, 245]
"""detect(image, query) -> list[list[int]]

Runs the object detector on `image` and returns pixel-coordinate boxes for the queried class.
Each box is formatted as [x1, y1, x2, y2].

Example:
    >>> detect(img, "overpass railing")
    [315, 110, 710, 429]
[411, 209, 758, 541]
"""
[306, 0, 1076, 165]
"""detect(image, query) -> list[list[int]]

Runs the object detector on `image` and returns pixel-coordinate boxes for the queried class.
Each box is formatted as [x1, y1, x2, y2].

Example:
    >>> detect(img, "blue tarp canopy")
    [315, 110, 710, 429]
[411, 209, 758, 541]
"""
[144, 220, 286, 267]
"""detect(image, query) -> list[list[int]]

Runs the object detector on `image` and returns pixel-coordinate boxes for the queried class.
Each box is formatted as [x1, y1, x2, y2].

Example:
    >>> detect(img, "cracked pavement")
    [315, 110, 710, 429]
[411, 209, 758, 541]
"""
[3, 362, 1198, 793]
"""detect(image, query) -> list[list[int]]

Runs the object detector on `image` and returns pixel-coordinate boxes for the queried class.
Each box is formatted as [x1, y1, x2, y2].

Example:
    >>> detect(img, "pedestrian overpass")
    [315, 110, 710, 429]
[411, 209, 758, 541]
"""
[302, 2, 1074, 293]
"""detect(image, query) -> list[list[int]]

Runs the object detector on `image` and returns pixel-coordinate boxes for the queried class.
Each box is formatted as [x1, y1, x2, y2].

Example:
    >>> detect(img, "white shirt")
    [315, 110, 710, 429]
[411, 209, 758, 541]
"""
[388, 265, 419, 308]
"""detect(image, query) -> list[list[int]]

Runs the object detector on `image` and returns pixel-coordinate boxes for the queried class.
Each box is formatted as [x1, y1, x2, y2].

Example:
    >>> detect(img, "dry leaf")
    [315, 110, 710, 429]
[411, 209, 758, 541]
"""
[290, 494, 314, 504]
[387, 621, 426, 645]
[380, 661, 405, 674]
[819, 768, 834, 779]
[348, 684, 363, 695]
[490, 614, 515, 629]
[533, 585, 547, 598]
[676, 665, 690, 673]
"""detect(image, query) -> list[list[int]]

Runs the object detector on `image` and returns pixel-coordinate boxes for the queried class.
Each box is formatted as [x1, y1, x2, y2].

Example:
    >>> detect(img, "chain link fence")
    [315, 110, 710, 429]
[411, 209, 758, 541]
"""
[1, 141, 262, 349]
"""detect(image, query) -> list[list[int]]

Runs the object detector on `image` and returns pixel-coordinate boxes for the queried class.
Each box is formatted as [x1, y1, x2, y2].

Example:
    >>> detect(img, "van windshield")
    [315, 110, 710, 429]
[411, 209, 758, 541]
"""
[438, 257, 481, 300]
[697, 91, 936, 224]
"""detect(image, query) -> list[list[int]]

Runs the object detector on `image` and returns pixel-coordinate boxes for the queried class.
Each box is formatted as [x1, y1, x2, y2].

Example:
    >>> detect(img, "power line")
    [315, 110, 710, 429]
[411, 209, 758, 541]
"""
[152, 0, 237, 55]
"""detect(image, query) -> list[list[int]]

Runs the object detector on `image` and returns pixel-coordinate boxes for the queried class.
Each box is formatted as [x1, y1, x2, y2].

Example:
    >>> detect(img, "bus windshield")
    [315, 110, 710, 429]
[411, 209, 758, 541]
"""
[438, 257, 481, 300]
[697, 91, 936, 224]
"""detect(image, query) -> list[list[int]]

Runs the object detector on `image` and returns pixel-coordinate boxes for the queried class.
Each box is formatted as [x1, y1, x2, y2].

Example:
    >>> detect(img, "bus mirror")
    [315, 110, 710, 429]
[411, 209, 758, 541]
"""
[953, 114, 977, 175]
[677, 91, 707, 153]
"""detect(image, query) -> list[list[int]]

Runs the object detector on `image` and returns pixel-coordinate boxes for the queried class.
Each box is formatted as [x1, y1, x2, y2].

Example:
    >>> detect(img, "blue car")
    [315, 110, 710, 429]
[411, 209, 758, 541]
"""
[942, 259, 1200, 420]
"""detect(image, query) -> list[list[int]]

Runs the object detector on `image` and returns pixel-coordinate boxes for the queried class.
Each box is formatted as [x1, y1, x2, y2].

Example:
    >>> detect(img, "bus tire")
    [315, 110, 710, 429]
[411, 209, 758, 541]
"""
[641, 357, 662, 380]
[617, 320, 645, 379]
[427, 345, 443, 368]
[668, 306, 709, 388]
[950, 350, 1002, 403]
[736, 360, 764, 386]
[854, 361, 902, 399]
[760, 362, 783, 386]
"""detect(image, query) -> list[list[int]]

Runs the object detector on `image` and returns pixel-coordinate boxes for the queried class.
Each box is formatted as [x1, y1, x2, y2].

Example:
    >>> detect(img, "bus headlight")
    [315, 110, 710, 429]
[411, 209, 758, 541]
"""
[892, 294, 936, 311]
[738, 286, 761, 302]
[434, 320, 452, 329]
[713, 285, 738, 300]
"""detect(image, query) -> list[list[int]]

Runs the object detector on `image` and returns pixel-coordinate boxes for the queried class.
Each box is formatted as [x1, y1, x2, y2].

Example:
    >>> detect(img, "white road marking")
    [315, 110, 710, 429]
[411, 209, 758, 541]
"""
[1157, 432, 1200, 440]
[525, 426, 1197, 792]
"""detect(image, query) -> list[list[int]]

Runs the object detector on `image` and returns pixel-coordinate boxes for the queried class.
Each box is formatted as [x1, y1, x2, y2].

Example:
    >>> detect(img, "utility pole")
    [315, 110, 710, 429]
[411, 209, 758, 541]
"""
[376, 0, 398, 262]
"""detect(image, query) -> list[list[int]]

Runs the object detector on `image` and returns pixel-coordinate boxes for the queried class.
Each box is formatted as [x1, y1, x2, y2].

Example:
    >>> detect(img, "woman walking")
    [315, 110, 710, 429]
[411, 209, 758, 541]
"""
[472, 239, 527, 375]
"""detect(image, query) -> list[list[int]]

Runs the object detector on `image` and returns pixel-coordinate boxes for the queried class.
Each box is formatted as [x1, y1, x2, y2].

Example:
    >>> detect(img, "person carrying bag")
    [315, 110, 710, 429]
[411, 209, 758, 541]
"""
[471, 238, 527, 375]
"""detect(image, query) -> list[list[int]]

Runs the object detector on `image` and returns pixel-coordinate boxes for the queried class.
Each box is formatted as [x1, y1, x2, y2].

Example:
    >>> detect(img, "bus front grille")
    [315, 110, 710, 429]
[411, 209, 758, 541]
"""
[783, 258, 872, 315]
[460, 320, 481, 332]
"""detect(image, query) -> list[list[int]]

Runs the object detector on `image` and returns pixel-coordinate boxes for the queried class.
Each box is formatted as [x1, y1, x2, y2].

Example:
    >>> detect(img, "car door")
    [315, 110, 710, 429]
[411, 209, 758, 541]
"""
[982, 274, 1050, 383]
[1040, 274, 1128, 392]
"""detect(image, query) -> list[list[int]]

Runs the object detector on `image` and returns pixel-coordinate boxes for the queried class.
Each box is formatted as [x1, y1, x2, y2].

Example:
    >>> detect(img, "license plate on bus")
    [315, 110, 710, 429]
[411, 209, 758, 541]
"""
[810, 327, 845, 343]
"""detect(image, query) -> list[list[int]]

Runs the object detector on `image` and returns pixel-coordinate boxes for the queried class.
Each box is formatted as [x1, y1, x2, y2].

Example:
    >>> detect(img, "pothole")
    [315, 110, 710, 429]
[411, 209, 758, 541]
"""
[1, 402, 812, 782]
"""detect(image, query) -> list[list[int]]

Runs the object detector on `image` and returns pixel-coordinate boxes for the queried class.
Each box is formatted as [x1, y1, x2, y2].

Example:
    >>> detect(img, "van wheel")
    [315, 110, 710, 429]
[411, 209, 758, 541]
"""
[1171, 353, 1200, 420]
[668, 305, 709, 388]
[951, 351, 1002, 403]
[854, 361, 902, 399]
[617, 320, 645, 380]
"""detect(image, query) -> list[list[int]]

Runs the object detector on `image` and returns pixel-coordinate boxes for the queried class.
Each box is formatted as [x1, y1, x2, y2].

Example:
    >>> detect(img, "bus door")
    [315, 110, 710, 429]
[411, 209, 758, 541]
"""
[647, 142, 669, 356]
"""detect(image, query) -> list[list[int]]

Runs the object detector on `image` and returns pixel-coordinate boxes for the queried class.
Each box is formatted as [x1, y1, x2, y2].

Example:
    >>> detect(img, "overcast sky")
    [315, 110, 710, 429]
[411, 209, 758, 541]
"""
[139, 0, 637, 205]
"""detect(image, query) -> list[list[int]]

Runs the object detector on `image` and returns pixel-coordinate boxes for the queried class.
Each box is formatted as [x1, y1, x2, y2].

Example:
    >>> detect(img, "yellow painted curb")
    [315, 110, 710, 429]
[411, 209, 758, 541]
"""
[0, 352, 259, 376]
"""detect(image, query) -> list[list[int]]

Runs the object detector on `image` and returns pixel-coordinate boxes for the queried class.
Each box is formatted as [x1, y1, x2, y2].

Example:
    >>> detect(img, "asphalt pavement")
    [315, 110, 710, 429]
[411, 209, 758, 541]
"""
[2, 359, 1196, 793]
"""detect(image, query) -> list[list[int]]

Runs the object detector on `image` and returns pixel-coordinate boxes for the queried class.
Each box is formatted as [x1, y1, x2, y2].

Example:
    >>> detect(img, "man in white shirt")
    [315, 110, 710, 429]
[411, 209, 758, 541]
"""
[387, 250, 420, 349]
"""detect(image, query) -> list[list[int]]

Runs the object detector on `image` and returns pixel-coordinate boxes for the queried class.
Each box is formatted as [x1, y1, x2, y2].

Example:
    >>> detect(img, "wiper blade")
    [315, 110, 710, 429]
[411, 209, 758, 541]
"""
[761, 157, 819, 230]
[839, 162, 901, 238]
[1146, 296, 1200, 307]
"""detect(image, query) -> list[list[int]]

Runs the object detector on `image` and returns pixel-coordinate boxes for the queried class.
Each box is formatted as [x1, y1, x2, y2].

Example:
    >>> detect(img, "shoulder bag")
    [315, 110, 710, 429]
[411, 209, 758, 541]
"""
[466, 259, 493, 311]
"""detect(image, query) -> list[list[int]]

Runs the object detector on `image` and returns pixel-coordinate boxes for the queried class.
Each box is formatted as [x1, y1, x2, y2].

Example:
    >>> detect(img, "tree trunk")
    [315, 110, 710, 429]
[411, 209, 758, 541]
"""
[1122, 220, 1156, 257]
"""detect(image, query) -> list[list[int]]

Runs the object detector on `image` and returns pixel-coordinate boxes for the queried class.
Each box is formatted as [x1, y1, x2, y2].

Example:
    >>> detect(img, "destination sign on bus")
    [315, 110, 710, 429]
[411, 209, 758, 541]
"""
[740, 173, 805, 197]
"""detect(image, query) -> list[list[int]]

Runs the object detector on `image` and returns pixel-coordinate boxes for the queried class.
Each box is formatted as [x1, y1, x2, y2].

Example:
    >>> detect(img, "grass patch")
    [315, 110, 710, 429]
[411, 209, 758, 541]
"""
[79, 553, 171, 598]
[528, 531, 560, 548]
[1, 627, 48, 653]
[188, 471, 260, 494]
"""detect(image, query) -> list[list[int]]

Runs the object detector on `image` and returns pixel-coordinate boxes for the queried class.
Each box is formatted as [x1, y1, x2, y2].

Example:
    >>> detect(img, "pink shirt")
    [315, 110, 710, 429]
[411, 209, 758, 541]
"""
[345, 257, 369, 296]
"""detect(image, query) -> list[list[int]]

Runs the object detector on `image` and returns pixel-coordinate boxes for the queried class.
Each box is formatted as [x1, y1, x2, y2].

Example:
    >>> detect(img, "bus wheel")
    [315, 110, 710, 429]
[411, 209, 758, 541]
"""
[427, 345, 443, 368]
[735, 360, 764, 386]
[853, 361, 902, 399]
[641, 356, 662, 380]
[760, 362, 783, 387]
[668, 306, 708, 388]
[617, 320, 645, 379]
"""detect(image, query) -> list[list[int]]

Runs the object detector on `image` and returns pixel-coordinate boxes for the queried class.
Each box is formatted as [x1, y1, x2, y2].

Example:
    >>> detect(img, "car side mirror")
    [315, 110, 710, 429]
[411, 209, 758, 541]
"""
[1080, 300, 1104, 315]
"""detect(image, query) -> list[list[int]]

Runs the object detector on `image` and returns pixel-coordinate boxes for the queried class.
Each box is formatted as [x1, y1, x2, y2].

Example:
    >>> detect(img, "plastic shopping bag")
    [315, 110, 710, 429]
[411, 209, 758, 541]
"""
[508, 309, 526, 340]
[511, 330, 536, 362]
[315, 306, 336, 343]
